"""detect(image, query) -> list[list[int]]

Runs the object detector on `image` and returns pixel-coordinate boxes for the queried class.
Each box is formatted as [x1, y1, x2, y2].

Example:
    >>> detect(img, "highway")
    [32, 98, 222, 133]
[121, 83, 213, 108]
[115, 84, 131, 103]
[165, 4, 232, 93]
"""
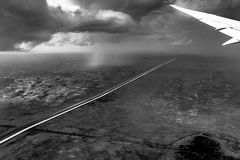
[0, 58, 176, 145]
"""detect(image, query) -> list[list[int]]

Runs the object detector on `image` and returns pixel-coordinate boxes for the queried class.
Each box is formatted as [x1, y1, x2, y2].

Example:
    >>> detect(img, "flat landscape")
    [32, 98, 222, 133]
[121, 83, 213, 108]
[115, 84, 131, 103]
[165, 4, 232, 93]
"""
[0, 53, 240, 160]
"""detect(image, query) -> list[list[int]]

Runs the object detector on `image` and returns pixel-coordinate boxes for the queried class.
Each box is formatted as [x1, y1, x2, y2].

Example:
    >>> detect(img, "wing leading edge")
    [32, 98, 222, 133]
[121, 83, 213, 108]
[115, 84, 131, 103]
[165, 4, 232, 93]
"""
[170, 5, 240, 46]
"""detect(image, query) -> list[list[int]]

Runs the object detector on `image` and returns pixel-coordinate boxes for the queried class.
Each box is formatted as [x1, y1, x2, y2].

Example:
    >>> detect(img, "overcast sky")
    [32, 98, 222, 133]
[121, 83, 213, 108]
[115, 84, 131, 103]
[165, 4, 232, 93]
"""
[1, 0, 240, 55]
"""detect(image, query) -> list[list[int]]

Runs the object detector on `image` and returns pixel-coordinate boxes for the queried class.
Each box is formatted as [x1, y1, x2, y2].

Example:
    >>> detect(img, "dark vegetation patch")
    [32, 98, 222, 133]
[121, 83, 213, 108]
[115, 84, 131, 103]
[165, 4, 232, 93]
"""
[175, 136, 240, 160]
[0, 77, 14, 90]
[96, 93, 118, 103]
[14, 138, 62, 160]
[113, 145, 164, 160]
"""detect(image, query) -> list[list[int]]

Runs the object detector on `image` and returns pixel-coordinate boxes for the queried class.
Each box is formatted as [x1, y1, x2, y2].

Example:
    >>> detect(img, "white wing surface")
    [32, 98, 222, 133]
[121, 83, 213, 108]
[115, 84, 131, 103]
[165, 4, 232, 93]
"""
[171, 5, 240, 46]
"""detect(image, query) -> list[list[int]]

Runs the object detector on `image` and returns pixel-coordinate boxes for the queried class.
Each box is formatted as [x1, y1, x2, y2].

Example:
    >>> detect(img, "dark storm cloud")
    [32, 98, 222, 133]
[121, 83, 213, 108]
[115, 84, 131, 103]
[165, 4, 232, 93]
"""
[216, 1, 240, 20]
[0, 0, 130, 50]
[0, 0, 177, 51]
[0, 0, 56, 50]
[0, 0, 152, 50]
[69, 21, 131, 33]
[175, 0, 240, 19]
[122, 0, 175, 19]
[75, 0, 175, 20]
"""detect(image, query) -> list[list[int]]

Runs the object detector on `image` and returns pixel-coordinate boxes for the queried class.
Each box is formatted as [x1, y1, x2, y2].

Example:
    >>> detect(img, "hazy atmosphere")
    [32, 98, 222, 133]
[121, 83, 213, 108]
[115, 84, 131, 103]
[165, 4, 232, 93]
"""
[1, 0, 240, 160]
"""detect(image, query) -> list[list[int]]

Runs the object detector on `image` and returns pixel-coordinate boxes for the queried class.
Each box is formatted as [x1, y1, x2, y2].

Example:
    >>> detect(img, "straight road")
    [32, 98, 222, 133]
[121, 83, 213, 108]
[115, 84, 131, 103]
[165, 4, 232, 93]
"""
[0, 58, 176, 145]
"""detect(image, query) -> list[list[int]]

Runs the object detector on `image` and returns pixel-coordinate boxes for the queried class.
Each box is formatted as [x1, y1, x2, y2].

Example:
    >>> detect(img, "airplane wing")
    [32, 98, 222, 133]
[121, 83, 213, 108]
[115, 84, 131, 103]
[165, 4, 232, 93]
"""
[171, 5, 240, 46]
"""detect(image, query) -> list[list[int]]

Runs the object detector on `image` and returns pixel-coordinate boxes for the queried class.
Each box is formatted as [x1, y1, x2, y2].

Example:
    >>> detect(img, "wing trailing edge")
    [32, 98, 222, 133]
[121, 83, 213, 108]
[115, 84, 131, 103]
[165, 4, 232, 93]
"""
[222, 38, 240, 46]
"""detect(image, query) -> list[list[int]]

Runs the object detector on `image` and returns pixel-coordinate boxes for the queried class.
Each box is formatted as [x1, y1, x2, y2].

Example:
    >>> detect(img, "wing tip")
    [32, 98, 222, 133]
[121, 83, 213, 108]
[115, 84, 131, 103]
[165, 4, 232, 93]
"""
[170, 5, 196, 16]
[170, 5, 182, 10]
